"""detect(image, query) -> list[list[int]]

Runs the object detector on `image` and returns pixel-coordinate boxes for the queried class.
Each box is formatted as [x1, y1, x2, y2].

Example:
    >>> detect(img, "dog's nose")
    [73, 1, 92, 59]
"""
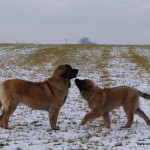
[74, 69, 78, 74]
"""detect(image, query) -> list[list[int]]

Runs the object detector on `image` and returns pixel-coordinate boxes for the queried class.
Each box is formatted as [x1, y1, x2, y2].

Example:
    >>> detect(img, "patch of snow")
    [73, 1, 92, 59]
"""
[0, 46, 150, 150]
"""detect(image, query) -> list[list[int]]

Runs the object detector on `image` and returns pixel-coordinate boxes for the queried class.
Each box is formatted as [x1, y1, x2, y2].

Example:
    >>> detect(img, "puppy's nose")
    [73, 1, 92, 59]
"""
[75, 78, 81, 84]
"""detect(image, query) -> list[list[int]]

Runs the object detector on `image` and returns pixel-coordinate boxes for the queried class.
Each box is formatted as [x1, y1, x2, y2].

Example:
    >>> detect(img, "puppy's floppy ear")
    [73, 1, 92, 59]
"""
[84, 81, 93, 91]
[85, 80, 95, 91]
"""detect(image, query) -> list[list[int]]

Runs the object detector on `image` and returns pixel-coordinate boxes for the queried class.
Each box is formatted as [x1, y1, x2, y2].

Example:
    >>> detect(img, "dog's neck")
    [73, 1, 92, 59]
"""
[86, 87, 106, 108]
[47, 76, 71, 89]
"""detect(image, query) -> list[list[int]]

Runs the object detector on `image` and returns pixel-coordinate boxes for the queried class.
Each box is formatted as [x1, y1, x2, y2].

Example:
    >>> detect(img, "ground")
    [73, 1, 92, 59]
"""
[0, 44, 150, 150]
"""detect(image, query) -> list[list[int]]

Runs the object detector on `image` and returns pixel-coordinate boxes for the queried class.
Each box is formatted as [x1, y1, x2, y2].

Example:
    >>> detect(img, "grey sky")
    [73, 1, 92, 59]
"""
[0, 0, 150, 44]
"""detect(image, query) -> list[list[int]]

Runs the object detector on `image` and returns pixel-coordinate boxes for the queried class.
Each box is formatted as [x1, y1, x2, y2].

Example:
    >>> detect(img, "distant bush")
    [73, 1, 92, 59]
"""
[78, 37, 97, 44]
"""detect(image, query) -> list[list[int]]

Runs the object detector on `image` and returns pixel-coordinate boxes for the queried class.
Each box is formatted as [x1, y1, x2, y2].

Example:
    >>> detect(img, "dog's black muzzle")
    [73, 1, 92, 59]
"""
[69, 69, 78, 79]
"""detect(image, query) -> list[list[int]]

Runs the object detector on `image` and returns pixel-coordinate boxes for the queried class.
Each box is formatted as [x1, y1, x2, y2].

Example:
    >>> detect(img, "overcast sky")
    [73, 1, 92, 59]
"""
[0, 0, 150, 44]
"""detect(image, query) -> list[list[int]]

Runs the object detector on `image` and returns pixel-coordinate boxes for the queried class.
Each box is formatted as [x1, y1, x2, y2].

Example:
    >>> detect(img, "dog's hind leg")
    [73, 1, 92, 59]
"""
[0, 100, 4, 127]
[122, 94, 139, 128]
[123, 110, 134, 128]
[2, 106, 16, 129]
[123, 103, 135, 128]
[102, 112, 111, 128]
[135, 107, 150, 125]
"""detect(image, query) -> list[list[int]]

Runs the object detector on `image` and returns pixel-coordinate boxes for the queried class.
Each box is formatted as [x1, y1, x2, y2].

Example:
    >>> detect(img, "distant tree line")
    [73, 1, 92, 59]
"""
[78, 37, 97, 44]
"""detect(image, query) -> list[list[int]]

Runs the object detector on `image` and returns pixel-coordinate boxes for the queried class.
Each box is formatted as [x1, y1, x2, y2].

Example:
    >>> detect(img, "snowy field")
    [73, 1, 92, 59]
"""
[0, 44, 150, 150]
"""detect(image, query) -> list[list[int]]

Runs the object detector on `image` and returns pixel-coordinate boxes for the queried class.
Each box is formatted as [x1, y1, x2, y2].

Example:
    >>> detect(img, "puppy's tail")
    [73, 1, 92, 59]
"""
[138, 90, 150, 100]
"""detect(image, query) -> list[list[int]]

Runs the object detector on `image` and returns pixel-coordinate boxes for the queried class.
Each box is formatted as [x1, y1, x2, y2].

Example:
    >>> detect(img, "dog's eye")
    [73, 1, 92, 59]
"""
[83, 80, 88, 88]
[57, 65, 65, 70]
[65, 64, 72, 70]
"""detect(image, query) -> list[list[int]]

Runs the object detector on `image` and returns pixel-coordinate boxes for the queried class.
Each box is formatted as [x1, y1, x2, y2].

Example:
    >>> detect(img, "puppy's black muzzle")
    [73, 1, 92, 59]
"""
[75, 78, 85, 91]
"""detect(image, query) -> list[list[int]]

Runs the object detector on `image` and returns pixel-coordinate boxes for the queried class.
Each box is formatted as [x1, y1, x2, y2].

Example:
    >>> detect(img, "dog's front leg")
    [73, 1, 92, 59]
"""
[48, 106, 61, 130]
[81, 110, 101, 125]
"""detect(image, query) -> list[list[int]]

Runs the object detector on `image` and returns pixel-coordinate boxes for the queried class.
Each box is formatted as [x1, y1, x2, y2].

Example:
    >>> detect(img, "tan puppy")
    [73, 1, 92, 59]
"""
[0, 64, 78, 130]
[75, 78, 150, 128]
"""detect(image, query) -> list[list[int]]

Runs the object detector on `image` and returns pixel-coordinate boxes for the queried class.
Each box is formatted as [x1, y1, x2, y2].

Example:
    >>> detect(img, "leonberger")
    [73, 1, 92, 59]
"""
[0, 64, 78, 130]
[75, 78, 150, 128]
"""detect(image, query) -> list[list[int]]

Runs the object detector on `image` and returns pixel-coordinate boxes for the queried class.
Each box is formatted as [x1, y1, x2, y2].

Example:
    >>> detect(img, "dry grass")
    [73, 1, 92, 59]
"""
[0, 43, 37, 50]
[1, 43, 150, 81]
[21, 44, 104, 66]
[128, 47, 150, 73]
[96, 48, 114, 87]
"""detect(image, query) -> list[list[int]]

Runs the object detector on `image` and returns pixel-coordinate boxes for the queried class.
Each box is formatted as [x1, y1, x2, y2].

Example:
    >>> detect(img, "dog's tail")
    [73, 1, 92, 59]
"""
[138, 90, 150, 100]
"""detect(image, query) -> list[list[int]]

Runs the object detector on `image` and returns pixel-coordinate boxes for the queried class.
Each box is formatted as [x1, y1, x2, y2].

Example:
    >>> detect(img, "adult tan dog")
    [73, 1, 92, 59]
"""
[0, 64, 78, 130]
[75, 78, 150, 128]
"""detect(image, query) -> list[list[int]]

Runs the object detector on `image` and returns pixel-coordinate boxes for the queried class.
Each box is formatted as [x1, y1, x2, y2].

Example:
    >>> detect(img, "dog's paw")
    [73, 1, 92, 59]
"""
[80, 120, 86, 125]
[146, 120, 150, 125]
[3, 126, 13, 130]
[0, 120, 3, 127]
[105, 125, 110, 128]
[121, 125, 131, 128]
[52, 126, 60, 130]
